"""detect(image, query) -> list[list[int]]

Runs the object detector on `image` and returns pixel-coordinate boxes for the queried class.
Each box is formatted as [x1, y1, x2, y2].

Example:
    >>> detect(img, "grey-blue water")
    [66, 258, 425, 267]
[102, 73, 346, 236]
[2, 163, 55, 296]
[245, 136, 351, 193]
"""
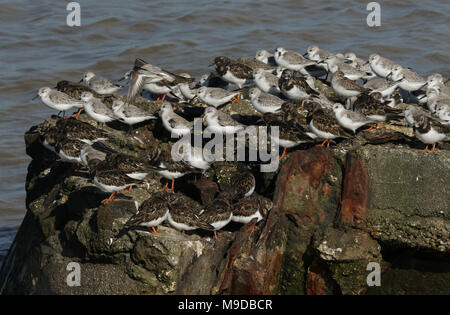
[0, 0, 449, 264]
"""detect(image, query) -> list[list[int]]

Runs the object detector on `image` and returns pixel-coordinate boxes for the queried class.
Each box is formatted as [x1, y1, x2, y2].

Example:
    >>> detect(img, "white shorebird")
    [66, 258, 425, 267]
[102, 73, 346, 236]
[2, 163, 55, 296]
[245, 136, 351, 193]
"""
[274, 47, 316, 75]
[196, 86, 239, 107]
[203, 107, 245, 135]
[249, 87, 284, 113]
[323, 55, 370, 81]
[413, 115, 448, 153]
[368, 54, 396, 78]
[255, 49, 277, 66]
[253, 68, 280, 95]
[34, 87, 84, 117]
[332, 103, 375, 133]
[160, 102, 192, 137]
[81, 72, 122, 94]
[363, 79, 401, 98]
[387, 65, 426, 92]
[80, 92, 116, 126]
[111, 100, 157, 130]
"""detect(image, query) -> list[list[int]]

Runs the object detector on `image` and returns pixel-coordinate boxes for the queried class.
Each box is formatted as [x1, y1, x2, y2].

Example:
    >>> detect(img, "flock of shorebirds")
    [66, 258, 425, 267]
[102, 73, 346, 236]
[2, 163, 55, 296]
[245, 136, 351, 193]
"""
[32, 45, 449, 238]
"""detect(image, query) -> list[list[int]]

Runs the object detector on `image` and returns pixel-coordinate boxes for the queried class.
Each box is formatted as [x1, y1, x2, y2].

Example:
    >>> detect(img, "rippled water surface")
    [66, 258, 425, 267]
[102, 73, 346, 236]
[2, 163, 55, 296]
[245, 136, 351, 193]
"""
[0, 0, 449, 264]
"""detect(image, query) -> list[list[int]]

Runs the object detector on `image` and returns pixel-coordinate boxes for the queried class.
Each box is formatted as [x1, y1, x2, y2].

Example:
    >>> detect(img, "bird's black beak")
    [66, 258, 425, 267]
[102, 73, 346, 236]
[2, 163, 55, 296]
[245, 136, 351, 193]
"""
[344, 59, 353, 64]
[363, 61, 369, 65]
[32, 94, 39, 101]
[386, 72, 392, 80]
[117, 76, 126, 82]
[303, 52, 308, 57]
[78, 79, 83, 83]
[444, 78, 450, 84]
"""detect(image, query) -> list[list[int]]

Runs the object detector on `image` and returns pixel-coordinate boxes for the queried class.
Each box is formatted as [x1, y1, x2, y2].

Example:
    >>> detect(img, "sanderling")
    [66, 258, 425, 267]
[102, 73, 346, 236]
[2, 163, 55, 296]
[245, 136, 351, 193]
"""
[81, 72, 122, 94]
[413, 114, 448, 152]
[274, 47, 316, 75]
[196, 86, 240, 107]
[34, 87, 84, 117]
[255, 49, 277, 66]
[112, 100, 157, 131]
[160, 102, 192, 137]
[425, 87, 450, 113]
[403, 104, 434, 127]
[80, 92, 116, 126]
[332, 103, 375, 133]
[124, 192, 171, 236]
[434, 104, 450, 127]
[203, 107, 245, 134]
[323, 55, 370, 81]
[249, 87, 284, 113]
[363, 79, 401, 97]
[368, 54, 397, 78]
[331, 71, 368, 99]
[279, 69, 319, 103]
[304, 45, 333, 63]
[343, 52, 376, 80]
[387, 65, 426, 92]
[253, 68, 280, 95]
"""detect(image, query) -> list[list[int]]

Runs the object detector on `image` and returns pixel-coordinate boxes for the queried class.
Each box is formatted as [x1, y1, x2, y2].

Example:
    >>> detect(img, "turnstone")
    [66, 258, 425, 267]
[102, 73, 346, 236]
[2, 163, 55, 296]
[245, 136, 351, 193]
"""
[352, 92, 403, 128]
[413, 114, 448, 152]
[363, 79, 401, 97]
[166, 193, 214, 232]
[263, 112, 313, 159]
[229, 170, 256, 200]
[124, 192, 171, 235]
[323, 55, 371, 81]
[279, 102, 317, 139]
[368, 54, 396, 78]
[307, 105, 351, 146]
[94, 151, 161, 180]
[274, 47, 316, 75]
[89, 161, 138, 204]
[56, 117, 109, 144]
[160, 103, 193, 137]
[153, 148, 198, 192]
[80, 92, 116, 126]
[210, 56, 253, 89]
[255, 49, 277, 66]
[199, 192, 233, 238]
[332, 103, 375, 134]
[111, 100, 157, 131]
[253, 68, 280, 95]
[81, 72, 122, 94]
[248, 88, 284, 113]
[196, 86, 240, 107]
[34, 87, 84, 117]
[55, 80, 105, 99]
[331, 71, 368, 98]
[231, 194, 273, 229]
[54, 136, 85, 164]
[388, 65, 426, 92]
[203, 107, 245, 134]
[279, 69, 319, 104]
